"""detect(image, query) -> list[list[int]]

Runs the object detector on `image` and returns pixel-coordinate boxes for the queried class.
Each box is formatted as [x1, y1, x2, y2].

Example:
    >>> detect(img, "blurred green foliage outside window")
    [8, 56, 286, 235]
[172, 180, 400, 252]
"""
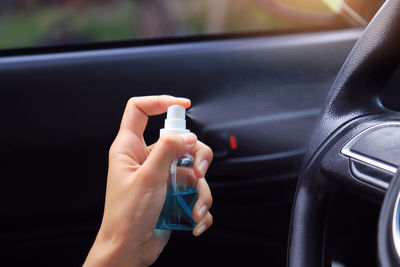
[0, 0, 384, 50]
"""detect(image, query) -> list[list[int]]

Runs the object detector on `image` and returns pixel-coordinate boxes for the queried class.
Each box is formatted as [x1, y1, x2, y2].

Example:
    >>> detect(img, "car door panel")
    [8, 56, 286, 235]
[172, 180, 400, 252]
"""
[0, 29, 360, 266]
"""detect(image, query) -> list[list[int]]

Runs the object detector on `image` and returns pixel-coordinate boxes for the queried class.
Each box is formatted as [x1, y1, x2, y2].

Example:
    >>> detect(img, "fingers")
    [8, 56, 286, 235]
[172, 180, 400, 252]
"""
[193, 211, 213, 237]
[119, 95, 191, 137]
[111, 95, 190, 164]
[190, 141, 213, 178]
[137, 133, 197, 190]
[145, 139, 213, 177]
[192, 177, 213, 221]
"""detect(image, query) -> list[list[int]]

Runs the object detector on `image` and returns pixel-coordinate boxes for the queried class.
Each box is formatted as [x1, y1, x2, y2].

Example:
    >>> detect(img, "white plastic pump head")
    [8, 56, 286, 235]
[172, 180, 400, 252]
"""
[160, 105, 190, 136]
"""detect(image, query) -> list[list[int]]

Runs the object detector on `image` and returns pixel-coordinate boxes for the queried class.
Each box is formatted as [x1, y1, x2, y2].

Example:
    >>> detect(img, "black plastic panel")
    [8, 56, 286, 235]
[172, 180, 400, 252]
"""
[0, 29, 360, 215]
[0, 29, 360, 184]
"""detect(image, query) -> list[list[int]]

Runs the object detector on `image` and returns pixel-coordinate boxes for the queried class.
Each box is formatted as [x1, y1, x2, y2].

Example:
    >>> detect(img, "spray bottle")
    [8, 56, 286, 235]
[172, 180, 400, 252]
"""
[155, 105, 198, 230]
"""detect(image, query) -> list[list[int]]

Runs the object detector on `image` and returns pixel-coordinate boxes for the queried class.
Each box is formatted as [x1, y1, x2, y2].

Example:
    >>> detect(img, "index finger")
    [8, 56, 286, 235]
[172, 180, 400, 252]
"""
[119, 95, 191, 137]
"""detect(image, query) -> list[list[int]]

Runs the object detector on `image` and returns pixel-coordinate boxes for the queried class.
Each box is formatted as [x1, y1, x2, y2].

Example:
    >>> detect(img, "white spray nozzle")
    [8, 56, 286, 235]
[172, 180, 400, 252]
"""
[160, 105, 190, 136]
[167, 105, 185, 120]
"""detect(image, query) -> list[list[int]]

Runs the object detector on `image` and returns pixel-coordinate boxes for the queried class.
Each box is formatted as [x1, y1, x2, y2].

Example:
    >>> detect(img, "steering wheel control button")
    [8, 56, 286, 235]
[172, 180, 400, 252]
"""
[342, 122, 400, 189]
[351, 126, 400, 166]
[350, 160, 393, 190]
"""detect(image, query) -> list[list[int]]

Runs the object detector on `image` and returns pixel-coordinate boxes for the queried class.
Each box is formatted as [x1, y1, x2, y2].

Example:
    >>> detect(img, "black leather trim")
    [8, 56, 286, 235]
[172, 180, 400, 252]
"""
[305, 0, 400, 166]
[289, 0, 400, 266]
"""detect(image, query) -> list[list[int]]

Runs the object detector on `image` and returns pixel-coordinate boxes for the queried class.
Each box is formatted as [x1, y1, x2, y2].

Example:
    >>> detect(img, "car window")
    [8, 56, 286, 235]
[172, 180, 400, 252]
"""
[0, 0, 384, 50]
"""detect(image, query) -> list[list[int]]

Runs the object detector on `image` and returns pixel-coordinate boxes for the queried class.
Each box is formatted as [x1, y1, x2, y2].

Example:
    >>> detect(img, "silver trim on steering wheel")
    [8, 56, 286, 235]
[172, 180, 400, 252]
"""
[341, 122, 400, 189]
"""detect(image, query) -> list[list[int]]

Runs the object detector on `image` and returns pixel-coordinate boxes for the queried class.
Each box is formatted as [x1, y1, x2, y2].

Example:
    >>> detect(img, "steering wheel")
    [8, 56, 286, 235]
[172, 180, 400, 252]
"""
[288, 0, 400, 266]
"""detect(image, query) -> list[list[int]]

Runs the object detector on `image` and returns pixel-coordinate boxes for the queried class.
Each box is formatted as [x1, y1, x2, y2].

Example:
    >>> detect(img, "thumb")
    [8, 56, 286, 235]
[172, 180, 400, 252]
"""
[136, 133, 197, 191]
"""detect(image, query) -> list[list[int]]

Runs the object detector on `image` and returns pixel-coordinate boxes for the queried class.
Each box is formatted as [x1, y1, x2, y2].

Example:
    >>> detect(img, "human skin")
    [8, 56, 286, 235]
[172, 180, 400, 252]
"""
[84, 95, 213, 267]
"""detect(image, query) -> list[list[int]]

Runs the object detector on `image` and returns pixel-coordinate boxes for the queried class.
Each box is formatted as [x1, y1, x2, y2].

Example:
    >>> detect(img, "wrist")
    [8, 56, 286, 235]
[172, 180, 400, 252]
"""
[84, 230, 147, 267]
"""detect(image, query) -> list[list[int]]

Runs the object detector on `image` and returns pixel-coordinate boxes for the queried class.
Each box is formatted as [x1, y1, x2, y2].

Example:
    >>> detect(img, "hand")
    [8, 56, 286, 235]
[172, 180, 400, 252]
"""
[84, 95, 213, 267]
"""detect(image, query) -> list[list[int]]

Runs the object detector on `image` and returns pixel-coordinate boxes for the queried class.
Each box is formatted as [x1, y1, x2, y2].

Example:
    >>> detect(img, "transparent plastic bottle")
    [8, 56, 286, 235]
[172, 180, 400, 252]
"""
[155, 105, 198, 231]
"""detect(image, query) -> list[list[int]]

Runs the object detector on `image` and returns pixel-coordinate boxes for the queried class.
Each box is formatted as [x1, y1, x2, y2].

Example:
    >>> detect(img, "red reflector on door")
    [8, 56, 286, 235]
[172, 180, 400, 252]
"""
[229, 135, 238, 150]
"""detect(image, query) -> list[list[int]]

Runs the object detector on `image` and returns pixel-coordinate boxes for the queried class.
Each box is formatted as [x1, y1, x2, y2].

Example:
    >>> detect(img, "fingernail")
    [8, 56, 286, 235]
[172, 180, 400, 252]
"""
[177, 97, 190, 102]
[197, 160, 209, 177]
[181, 133, 196, 146]
[196, 224, 206, 236]
[198, 205, 208, 218]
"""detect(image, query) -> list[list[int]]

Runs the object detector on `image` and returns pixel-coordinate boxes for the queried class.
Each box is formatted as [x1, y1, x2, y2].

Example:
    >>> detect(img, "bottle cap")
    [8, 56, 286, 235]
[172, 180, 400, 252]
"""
[160, 105, 190, 136]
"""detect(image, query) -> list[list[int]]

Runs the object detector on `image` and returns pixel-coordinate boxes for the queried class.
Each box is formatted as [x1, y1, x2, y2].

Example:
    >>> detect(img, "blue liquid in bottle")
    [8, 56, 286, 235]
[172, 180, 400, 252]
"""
[156, 154, 198, 231]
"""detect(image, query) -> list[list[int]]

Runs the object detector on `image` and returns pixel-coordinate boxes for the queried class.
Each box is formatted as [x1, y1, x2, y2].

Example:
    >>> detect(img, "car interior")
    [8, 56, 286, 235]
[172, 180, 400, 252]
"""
[2, 0, 400, 266]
